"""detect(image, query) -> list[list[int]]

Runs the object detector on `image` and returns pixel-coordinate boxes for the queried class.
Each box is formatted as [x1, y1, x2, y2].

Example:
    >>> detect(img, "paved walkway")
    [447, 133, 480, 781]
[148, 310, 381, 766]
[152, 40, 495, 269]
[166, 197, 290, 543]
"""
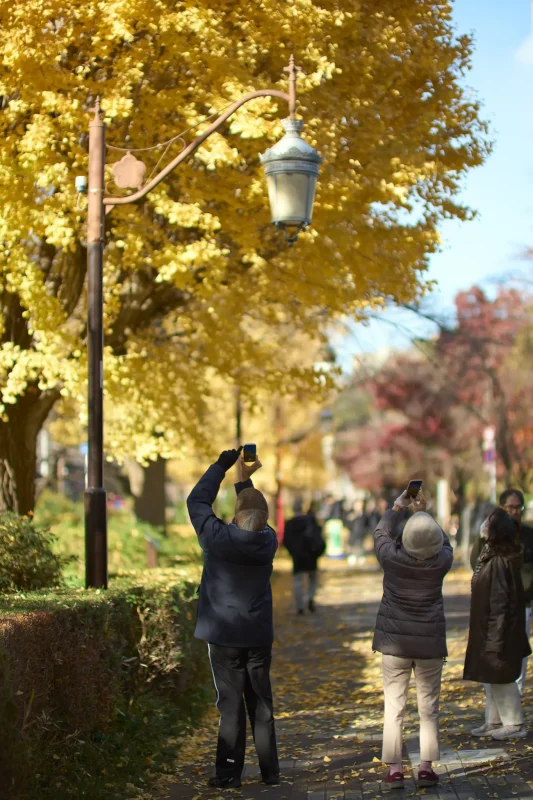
[168, 564, 533, 800]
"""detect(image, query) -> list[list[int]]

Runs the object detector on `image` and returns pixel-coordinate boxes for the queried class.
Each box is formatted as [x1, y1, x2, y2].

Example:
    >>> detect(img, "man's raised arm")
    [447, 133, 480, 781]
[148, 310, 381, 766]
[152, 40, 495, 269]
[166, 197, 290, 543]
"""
[187, 448, 242, 550]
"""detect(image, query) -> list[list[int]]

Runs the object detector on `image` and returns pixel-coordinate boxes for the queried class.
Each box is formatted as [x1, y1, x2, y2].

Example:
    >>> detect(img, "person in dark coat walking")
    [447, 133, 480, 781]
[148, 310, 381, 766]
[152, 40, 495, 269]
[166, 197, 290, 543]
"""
[187, 447, 280, 790]
[464, 508, 531, 740]
[283, 499, 326, 614]
[373, 489, 453, 790]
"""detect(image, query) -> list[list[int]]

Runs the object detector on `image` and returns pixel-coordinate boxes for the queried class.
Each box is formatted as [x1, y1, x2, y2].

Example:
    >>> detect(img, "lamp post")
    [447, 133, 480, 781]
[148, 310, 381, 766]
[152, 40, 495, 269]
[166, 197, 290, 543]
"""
[83, 57, 321, 588]
[235, 387, 242, 450]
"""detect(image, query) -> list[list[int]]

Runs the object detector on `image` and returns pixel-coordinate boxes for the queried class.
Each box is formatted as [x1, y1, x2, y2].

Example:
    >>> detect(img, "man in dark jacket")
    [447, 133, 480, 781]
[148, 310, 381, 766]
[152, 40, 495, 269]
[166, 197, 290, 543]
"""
[283, 499, 326, 614]
[187, 447, 279, 790]
[470, 488, 533, 693]
[373, 490, 453, 790]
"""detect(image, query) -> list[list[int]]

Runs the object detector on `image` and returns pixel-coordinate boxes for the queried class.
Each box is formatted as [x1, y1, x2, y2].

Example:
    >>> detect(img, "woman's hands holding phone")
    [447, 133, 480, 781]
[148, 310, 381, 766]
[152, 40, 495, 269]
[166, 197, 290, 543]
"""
[393, 490, 427, 512]
[411, 492, 426, 511]
[393, 491, 412, 511]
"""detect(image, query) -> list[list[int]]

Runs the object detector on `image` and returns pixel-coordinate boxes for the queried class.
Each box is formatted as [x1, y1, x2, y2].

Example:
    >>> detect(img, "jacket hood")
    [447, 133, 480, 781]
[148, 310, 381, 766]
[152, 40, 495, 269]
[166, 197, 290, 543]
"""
[228, 523, 277, 564]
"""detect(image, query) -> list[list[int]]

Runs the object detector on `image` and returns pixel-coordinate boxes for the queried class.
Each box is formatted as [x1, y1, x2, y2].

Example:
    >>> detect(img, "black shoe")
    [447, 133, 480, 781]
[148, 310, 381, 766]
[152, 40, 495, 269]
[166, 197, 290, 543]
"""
[208, 775, 242, 789]
[308, 599, 316, 612]
[297, 609, 305, 615]
[262, 774, 281, 785]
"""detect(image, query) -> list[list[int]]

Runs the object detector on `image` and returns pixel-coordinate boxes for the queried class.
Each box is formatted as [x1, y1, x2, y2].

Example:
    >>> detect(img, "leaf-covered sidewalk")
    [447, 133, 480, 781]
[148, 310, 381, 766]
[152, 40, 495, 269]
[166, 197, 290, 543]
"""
[167, 565, 533, 800]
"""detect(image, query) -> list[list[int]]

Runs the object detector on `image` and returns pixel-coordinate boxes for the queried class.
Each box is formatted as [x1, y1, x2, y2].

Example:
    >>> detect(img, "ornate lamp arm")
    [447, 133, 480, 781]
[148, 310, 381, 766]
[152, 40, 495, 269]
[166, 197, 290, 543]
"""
[83, 56, 305, 590]
[104, 88, 291, 209]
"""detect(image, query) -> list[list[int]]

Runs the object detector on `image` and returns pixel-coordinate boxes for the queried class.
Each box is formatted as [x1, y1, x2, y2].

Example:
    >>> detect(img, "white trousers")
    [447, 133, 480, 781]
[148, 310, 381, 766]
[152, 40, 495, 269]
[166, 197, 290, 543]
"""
[484, 682, 524, 727]
[516, 605, 532, 694]
[382, 655, 443, 764]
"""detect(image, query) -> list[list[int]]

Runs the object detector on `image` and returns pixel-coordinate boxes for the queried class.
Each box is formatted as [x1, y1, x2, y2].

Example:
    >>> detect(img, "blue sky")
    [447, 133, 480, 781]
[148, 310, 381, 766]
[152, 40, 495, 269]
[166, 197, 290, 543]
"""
[337, 0, 533, 364]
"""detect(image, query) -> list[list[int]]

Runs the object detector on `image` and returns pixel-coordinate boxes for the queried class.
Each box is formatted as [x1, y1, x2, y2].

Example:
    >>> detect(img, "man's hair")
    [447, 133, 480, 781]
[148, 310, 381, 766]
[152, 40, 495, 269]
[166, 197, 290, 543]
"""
[499, 488, 525, 507]
[235, 509, 268, 532]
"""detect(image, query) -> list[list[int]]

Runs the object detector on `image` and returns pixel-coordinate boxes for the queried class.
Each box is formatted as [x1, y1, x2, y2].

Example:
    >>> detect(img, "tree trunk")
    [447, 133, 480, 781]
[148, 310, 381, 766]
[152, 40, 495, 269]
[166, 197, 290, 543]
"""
[0, 388, 60, 514]
[129, 457, 167, 533]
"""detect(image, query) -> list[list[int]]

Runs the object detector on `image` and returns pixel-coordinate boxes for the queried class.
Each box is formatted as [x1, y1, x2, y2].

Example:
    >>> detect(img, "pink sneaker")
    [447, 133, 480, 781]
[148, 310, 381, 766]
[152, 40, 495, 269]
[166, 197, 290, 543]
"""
[383, 770, 404, 789]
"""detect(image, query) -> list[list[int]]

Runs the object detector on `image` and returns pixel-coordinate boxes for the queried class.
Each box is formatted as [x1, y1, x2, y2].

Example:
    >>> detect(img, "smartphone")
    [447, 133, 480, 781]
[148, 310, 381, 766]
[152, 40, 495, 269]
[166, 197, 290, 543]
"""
[406, 479, 423, 499]
[243, 443, 257, 463]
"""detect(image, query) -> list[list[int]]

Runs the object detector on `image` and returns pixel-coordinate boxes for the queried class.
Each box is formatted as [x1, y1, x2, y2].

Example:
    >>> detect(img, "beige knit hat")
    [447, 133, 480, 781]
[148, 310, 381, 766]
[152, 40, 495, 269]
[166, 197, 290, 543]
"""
[402, 512, 444, 560]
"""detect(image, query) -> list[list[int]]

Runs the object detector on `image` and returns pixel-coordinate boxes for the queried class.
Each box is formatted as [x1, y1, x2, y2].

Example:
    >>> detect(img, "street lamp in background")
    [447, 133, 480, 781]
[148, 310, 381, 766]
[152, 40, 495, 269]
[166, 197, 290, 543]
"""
[274, 347, 336, 543]
[483, 425, 497, 504]
[82, 57, 321, 588]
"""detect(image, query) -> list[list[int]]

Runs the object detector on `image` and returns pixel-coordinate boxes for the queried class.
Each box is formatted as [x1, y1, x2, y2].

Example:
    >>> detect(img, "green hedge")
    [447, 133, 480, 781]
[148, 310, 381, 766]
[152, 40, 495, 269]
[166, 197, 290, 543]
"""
[0, 511, 76, 592]
[0, 567, 210, 800]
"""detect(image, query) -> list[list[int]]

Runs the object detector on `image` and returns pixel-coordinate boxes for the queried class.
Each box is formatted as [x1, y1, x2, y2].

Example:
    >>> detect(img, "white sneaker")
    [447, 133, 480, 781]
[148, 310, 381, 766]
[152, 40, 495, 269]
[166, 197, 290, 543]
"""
[491, 725, 527, 740]
[471, 722, 502, 737]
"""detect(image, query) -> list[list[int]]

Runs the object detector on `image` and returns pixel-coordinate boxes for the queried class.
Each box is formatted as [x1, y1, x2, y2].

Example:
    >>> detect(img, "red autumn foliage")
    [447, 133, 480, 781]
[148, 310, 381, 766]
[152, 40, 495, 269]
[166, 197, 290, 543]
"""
[336, 285, 533, 493]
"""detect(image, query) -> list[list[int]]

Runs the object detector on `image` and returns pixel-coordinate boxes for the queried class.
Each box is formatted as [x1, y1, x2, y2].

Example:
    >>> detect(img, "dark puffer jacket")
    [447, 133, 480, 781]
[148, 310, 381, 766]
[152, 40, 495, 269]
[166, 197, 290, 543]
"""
[463, 548, 531, 684]
[372, 509, 454, 659]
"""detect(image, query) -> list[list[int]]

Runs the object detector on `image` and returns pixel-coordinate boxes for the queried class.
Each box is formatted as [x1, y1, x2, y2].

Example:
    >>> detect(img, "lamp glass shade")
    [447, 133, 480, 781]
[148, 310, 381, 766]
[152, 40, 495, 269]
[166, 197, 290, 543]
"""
[266, 171, 317, 226]
[260, 118, 322, 240]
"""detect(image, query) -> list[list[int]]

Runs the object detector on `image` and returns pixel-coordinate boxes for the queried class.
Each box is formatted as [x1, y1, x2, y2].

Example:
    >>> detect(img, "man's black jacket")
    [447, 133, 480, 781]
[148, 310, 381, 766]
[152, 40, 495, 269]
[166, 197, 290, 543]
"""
[187, 464, 278, 647]
[283, 513, 325, 573]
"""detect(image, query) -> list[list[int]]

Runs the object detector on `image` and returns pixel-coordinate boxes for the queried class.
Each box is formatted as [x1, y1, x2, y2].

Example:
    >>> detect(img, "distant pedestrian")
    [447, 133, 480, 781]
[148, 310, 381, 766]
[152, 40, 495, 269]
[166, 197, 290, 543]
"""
[327, 495, 346, 523]
[465, 508, 531, 740]
[284, 499, 326, 614]
[346, 499, 367, 561]
[470, 488, 533, 693]
[187, 448, 280, 789]
[373, 489, 453, 790]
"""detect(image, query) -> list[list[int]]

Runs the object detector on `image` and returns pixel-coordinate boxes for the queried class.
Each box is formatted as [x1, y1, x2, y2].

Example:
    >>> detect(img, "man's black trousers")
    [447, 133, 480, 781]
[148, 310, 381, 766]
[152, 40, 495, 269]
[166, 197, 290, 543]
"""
[207, 643, 279, 781]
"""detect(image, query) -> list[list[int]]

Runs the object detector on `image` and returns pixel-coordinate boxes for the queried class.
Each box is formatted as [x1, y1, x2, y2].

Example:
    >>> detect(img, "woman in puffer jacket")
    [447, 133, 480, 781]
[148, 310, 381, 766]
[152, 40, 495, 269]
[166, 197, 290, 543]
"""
[464, 508, 531, 740]
[373, 490, 453, 790]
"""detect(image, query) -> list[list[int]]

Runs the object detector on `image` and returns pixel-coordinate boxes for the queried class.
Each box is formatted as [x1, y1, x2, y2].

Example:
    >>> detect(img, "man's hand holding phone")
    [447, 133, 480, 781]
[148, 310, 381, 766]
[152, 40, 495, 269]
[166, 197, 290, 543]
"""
[236, 452, 262, 483]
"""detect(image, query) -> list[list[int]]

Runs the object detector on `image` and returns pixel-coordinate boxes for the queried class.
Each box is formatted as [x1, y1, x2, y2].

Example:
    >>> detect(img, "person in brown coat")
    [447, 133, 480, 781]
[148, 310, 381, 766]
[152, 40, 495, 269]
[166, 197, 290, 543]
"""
[470, 488, 533, 693]
[464, 508, 531, 740]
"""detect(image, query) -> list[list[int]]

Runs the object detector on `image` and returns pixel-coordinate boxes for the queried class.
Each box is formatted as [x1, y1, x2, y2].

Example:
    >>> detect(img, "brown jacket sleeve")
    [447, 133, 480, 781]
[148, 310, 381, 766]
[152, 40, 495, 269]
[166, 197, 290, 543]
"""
[485, 557, 512, 656]
[470, 534, 484, 571]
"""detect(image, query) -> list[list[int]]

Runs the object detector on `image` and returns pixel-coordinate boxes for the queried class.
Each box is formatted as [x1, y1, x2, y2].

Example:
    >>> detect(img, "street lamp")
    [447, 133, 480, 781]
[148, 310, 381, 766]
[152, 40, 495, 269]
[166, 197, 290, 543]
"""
[83, 56, 321, 588]
[261, 118, 322, 245]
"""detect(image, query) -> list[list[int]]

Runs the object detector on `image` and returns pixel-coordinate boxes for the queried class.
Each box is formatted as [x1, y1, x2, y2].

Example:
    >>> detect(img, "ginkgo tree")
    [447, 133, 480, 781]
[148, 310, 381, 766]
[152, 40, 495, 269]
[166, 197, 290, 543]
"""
[0, 0, 490, 512]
